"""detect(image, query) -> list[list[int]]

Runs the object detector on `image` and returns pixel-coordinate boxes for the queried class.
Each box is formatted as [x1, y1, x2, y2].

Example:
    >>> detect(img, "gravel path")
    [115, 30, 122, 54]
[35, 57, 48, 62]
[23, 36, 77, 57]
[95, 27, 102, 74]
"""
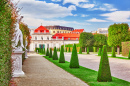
[15, 53, 88, 86]
[62, 52, 130, 82]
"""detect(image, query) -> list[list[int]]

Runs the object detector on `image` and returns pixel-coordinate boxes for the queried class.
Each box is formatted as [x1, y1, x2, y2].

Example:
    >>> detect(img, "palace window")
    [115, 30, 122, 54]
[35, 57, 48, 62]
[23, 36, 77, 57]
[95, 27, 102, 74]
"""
[41, 37, 43, 40]
[47, 44, 49, 48]
[53, 31, 55, 33]
[35, 44, 37, 48]
[57, 31, 59, 33]
[35, 36, 37, 40]
[47, 37, 49, 40]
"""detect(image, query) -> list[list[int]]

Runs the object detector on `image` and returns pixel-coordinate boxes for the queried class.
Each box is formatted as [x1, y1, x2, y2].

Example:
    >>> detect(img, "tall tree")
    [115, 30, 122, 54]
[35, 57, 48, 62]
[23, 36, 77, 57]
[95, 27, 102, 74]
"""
[79, 32, 94, 53]
[94, 34, 107, 48]
[107, 23, 129, 54]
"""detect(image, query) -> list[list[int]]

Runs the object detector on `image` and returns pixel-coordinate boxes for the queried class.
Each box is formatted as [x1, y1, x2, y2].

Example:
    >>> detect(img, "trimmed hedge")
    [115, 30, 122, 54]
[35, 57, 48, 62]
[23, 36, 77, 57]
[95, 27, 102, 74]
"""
[112, 47, 116, 57]
[46, 48, 49, 56]
[79, 47, 82, 54]
[69, 44, 79, 68]
[52, 47, 58, 60]
[128, 50, 130, 59]
[0, 0, 16, 85]
[98, 48, 101, 56]
[59, 46, 65, 63]
[97, 45, 112, 82]
[87, 47, 89, 54]
[49, 48, 52, 58]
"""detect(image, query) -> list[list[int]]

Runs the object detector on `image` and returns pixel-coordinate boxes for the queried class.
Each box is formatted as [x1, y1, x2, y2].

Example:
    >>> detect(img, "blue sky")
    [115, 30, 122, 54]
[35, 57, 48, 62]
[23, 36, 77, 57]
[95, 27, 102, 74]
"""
[13, 0, 130, 32]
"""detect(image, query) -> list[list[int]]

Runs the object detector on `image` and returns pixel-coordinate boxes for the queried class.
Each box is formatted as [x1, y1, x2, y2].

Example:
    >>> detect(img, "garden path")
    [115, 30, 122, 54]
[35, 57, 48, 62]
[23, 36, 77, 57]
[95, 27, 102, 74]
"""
[62, 52, 130, 82]
[14, 53, 88, 86]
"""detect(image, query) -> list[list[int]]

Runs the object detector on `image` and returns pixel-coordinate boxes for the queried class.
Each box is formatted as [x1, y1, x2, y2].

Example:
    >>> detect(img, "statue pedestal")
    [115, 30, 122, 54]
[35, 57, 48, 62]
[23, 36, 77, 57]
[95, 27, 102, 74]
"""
[12, 51, 25, 77]
[25, 50, 28, 58]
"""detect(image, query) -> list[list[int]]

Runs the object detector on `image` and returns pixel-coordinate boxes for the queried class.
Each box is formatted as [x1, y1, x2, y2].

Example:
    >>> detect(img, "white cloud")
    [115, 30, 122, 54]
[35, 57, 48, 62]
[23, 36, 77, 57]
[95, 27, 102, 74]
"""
[81, 14, 89, 17]
[101, 11, 130, 22]
[74, 14, 78, 16]
[78, 3, 95, 8]
[92, 3, 118, 11]
[51, 0, 61, 2]
[13, 0, 76, 18]
[68, 5, 76, 11]
[86, 18, 108, 22]
[63, 0, 88, 5]
[22, 17, 89, 28]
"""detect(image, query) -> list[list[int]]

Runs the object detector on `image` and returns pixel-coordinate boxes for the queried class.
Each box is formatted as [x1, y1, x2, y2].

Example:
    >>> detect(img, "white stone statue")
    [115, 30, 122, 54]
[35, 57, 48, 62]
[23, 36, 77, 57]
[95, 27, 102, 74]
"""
[12, 16, 24, 51]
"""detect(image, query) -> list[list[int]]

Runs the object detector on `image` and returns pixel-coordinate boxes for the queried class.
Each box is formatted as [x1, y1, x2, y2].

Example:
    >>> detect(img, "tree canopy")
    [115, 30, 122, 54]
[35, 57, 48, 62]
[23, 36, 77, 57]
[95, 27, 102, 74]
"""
[79, 32, 94, 47]
[107, 23, 129, 47]
[94, 34, 107, 47]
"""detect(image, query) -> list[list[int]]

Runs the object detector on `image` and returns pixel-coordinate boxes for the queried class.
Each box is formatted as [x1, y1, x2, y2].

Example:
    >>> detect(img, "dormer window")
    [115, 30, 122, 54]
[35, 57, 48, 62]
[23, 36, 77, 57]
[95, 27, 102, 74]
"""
[68, 38, 70, 40]
[76, 38, 78, 40]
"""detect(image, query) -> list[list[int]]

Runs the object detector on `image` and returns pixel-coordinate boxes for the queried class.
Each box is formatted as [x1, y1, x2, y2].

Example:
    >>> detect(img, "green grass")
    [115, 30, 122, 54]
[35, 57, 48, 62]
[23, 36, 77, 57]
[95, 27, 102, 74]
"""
[43, 55, 130, 86]
[108, 56, 130, 60]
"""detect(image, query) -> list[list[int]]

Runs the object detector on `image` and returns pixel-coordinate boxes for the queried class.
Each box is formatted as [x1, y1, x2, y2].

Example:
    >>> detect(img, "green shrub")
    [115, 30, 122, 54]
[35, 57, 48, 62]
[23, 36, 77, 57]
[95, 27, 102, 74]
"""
[65, 47, 67, 52]
[79, 47, 82, 54]
[128, 50, 130, 59]
[87, 47, 89, 54]
[112, 46, 116, 57]
[97, 45, 112, 82]
[52, 47, 58, 60]
[69, 44, 79, 68]
[68, 47, 71, 52]
[59, 48, 60, 51]
[59, 46, 65, 63]
[93, 47, 97, 52]
[46, 48, 49, 56]
[43, 48, 45, 54]
[0, 0, 16, 85]
[49, 48, 52, 58]
[98, 48, 101, 56]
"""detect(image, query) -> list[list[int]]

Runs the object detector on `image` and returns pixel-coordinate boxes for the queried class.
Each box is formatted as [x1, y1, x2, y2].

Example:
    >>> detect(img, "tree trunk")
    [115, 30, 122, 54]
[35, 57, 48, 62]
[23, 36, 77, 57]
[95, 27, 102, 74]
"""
[117, 46, 120, 55]
[85, 47, 86, 52]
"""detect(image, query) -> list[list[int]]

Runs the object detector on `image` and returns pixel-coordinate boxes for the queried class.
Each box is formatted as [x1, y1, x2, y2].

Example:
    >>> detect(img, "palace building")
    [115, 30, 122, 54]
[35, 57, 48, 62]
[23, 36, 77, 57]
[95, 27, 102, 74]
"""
[29, 25, 84, 51]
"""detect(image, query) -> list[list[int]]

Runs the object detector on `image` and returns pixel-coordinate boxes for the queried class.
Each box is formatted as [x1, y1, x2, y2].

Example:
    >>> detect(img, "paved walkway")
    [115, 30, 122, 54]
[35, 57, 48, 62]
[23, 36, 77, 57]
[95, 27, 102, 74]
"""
[62, 52, 130, 82]
[14, 53, 88, 86]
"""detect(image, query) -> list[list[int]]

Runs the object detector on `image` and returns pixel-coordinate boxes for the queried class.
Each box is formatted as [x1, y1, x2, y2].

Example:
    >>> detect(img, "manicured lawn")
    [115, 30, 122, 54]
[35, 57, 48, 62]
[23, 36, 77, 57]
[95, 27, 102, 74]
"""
[43, 55, 130, 86]
[108, 56, 130, 60]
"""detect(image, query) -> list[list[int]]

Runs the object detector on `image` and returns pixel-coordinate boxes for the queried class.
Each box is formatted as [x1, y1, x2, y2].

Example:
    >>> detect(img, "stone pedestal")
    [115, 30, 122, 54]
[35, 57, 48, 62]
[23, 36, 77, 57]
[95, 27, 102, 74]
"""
[12, 51, 25, 77]
[25, 50, 28, 58]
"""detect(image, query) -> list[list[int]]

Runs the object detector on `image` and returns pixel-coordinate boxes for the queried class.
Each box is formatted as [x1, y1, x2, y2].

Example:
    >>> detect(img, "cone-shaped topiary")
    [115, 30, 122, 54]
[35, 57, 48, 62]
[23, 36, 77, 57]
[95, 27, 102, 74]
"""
[46, 48, 49, 56]
[98, 48, 101, 56]
[49, 48, 52, 58]
[128, 50, 130, 59]
[65, 47, 67, 52]
[79, 47, 82, 54]
[68, 47, 71, 52]
[93, 47, 97, 52]
[97, 45, 112, 82]
[87, 47, 89, 54]
[52, 47, 58, 60]
[59, 48, 60, 51]
[41, 48, 44, 54]
[43, 48, 45, 54]
[112, 46, 116, 57]
[69, 44, 79, 68]
[59, 46, 65, 63]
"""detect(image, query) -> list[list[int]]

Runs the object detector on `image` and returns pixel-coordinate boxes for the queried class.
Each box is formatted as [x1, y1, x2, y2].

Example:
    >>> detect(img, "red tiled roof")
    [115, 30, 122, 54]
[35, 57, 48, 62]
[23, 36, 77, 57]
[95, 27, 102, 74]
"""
[71, 29, 84, 33]
[52, 33, 80, 40]
[34, 25, 49, 33]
